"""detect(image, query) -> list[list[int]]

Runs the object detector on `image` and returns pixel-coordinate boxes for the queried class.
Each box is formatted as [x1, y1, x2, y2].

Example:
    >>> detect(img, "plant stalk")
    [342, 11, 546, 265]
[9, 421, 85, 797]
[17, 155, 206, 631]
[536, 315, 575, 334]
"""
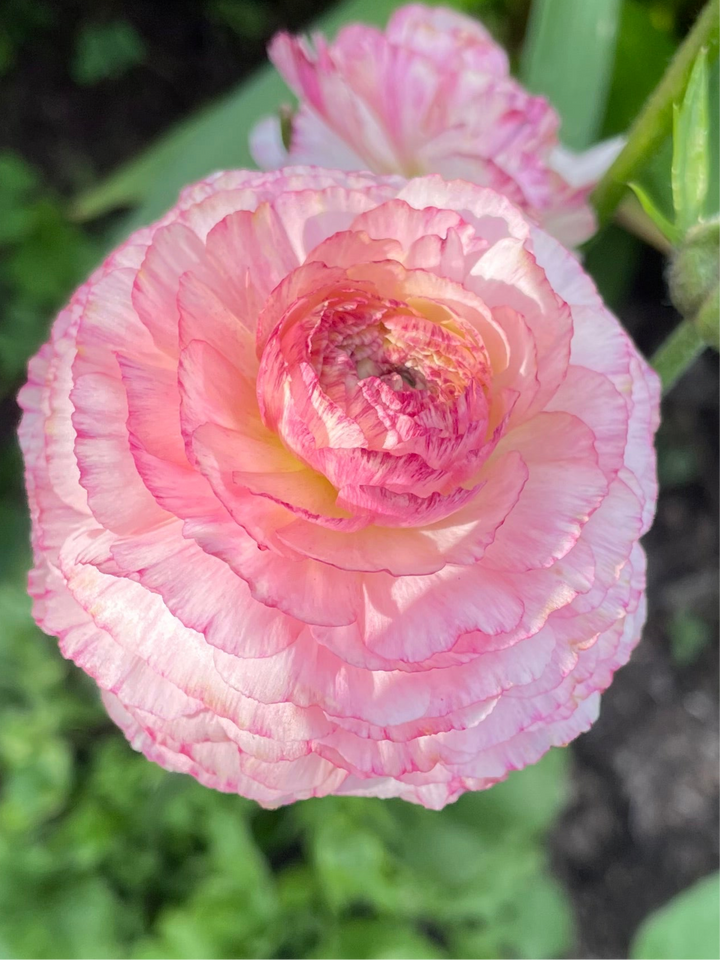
[651, 319, 706, 393]
[616, 195, 673, 254]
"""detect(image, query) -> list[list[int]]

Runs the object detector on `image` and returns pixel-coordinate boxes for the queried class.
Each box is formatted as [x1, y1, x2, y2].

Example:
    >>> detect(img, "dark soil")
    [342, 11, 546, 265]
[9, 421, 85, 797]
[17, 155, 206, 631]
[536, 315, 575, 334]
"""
[2, 3, 718, 958]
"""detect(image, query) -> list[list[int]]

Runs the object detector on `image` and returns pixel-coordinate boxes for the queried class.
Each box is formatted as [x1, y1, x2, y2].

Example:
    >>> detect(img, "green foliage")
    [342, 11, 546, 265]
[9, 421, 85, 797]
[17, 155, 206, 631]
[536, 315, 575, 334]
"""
[208, 0, 271, 40]
[706, 56, 719, 214]
[311, 919, 445, 959]
[657, 423, 701, 490]
[672, 48, 710, 233]
[669, 609, 713, 666]
[628, 181, 682, 245]
[521, 0, 622, 150]
[601, 0, 677, 139]
[630, 872, 720, 960]
[71, 20, 146, 86]
[597, 0, 680, 232]
[620, 22, 720, 238]
[0, 152, 95, 394]
[0, 0, 54, 76]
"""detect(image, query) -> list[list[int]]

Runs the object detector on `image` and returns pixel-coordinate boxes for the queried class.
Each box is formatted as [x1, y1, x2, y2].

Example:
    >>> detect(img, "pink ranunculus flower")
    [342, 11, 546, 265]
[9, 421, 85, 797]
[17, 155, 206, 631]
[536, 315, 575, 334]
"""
[250, 4, 624, 248]
[19, 167, 659, 809]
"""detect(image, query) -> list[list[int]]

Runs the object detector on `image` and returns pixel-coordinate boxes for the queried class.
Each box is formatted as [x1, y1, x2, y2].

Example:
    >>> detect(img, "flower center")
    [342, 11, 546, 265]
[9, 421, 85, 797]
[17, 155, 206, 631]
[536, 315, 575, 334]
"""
[256, 274, 496, 526]
[305, 291, 484, 414]
[362, 361, 425, 391]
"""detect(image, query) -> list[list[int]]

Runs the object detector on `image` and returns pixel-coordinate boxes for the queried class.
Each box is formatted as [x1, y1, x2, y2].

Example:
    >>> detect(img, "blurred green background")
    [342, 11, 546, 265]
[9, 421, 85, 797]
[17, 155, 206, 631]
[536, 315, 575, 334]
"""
[0, 1, 718, 957]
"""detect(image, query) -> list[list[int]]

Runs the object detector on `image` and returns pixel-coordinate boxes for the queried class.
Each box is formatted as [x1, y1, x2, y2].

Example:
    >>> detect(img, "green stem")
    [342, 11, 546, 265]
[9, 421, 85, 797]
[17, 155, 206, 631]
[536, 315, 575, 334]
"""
[591, 0, 719, 225]
[651, 319, 706, 393]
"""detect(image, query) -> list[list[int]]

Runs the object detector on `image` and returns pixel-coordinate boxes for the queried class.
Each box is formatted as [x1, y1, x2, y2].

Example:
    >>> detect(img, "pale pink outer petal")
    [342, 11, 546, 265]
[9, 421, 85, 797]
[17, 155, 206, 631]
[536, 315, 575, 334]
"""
[550, 136, 626, 190]
[252, 112, 365, 175]
[249, 115, 290, 169]
[275, 106, 369, 172]
[531, 226, 661, 531]
[386, 4, 508, 75]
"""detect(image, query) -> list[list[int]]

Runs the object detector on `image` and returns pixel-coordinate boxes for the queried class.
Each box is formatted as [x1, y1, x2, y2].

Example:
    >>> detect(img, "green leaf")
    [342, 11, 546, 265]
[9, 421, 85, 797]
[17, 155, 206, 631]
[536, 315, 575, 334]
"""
[707, 57, 719, 215]
[521, 0, 621, 149]
[71, 0, 407, 226]
[71, 20, 146, 86]
[0, 726, 73, 834]
[672, 48, 710, 232]
[669, 609, 712, 665]
[628, 182, 682, 244]
[311, 919, 445, 960]
[453, 747, 570, 838]
[0, 873, 127, 960]
[0, 151, 41, 245]
[631, 872, 720, 960]
[451, 872, 573, 960]
[601, 0, 677, 139]
[0, 152, 96, 396]
[598, 1, 678, 224]
[504, 875, 574, 959]
[207, 0, 270, 40]
[310, 807, 398, 914]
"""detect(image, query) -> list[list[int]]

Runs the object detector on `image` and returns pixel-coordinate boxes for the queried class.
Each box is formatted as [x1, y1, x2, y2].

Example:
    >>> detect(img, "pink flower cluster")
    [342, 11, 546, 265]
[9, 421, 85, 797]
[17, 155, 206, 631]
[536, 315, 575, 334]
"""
[252, 4, 623, 247]
[19, 6, 659, 808]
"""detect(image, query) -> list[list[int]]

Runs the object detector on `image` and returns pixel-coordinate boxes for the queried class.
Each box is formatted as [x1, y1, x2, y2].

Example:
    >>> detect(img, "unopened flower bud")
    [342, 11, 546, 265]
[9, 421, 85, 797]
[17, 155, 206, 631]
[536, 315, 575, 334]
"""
[668, 219, 719, 349]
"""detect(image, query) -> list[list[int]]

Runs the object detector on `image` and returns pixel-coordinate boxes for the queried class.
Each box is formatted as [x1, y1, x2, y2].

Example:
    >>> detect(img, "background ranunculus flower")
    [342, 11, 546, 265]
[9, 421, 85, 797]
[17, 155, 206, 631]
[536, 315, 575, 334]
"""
[19, 167, 659, 809]
[250, 4, 624, 248]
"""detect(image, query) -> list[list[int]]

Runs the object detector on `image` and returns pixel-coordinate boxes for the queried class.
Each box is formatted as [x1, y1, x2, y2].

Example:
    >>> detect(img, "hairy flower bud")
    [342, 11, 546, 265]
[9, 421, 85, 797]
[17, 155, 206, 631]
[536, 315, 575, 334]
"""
[668, 219, 720, 348]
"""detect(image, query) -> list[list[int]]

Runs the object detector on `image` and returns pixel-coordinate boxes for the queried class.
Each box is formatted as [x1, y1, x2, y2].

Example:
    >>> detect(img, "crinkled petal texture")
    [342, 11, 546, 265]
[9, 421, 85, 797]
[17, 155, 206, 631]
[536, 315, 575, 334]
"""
[19, 167, 660, 809]
[250, 4, 624, 248]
